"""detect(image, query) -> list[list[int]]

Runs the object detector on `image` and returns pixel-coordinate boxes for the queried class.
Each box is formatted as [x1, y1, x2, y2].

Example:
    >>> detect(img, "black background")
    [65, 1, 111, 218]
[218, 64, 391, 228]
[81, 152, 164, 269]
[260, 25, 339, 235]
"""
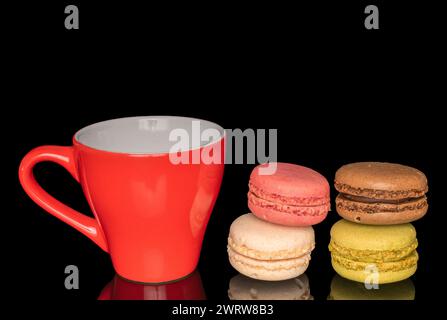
[5, 0, 443, 316]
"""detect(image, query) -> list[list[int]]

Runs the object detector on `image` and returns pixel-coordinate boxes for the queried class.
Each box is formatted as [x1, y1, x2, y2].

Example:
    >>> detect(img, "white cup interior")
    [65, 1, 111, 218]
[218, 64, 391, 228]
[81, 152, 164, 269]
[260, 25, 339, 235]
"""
[74, 116, 225, 154]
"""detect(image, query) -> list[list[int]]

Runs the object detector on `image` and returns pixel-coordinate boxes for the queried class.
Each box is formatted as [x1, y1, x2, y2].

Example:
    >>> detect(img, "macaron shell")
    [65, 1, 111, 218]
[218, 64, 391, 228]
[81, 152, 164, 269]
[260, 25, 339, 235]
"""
[335, 162, 428, 199]
[228, 247, 311, 281]
[250, 163, 330, 201]
[336, 194, 428, 225]
[229, 273, 312, 300]
[248, 200, 328, 227]
[330, 219, 416, 251]
[332, 260, 416, 284]
[228, 213, 315, 260]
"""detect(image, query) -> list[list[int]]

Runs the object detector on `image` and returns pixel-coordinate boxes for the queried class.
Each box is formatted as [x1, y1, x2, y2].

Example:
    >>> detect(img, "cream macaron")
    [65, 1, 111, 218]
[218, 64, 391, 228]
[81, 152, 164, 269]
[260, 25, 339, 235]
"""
[227, 213, 315, 281]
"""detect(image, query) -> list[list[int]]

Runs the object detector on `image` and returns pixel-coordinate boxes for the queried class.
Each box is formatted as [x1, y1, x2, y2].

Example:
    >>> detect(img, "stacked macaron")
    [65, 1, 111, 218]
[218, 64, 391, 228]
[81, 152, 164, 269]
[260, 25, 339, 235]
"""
[228, 213, 315, 281]
[247, 163, 331, 227]
[329, 162, 428, 284]
[228, 163, 330, 282]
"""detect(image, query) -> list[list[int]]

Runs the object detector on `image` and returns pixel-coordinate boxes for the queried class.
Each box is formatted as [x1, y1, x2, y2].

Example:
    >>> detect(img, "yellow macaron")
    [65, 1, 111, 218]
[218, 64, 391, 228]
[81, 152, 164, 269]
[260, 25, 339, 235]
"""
[329, 219, 418, 284]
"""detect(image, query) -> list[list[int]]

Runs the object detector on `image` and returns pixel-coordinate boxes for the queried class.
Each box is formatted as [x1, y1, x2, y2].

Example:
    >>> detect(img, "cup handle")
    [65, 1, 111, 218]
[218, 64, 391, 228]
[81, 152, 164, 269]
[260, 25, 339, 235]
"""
[18, 146, 108, 252]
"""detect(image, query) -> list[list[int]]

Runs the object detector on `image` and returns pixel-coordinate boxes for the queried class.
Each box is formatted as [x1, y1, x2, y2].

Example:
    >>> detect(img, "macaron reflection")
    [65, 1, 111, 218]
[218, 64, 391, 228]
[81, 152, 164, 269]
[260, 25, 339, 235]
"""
[328, 275, 415, 300]
[228, 273, 312, 300]
[98, 270, 205, 300]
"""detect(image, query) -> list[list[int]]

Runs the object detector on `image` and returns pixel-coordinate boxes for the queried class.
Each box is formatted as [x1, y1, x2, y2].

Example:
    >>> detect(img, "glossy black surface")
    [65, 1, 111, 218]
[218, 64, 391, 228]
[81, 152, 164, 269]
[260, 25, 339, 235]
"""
[10, 129, 436, 301]
[5, 1, 442, 316]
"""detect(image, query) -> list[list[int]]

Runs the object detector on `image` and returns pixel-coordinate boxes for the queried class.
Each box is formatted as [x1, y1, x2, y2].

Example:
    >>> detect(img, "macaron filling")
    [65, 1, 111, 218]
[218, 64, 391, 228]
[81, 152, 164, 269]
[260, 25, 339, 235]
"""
[228, 236, 314, 260]
[249, 192, 330, 216]
[331, 251, 418, 272]
[249, 183, 329, 206]
[329, 239, 418, 272]
[336, 194, 428, 213]
[341, 194, 426, 205]
[329, 240, 418, 262]
[248, 183, 330, 216]
[334, 182, 427, 200]
[228, 247, 311, 271]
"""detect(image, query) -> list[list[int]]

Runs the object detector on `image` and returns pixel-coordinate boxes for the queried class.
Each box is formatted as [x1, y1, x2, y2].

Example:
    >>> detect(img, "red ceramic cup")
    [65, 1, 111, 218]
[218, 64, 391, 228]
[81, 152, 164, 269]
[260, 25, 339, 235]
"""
[19, 116, 225, 283]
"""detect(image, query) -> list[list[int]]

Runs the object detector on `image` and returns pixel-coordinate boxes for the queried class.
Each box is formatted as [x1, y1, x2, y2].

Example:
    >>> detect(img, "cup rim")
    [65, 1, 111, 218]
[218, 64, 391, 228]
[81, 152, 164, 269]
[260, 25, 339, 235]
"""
[73, 115, 225, 155]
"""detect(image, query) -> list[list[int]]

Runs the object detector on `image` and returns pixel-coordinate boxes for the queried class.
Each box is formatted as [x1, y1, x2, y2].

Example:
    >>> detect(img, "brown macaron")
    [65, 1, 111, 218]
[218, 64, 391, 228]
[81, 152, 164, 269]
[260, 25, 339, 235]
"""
[334, 162, 428, 225]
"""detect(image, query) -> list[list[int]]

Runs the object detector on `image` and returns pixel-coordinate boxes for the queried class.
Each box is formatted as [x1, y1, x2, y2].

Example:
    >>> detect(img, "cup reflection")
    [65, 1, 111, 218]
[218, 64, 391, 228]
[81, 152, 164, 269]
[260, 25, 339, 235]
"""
[98, 270, 206, 300]
[228, 273, 312, 300]
[328, 275, 415, 300]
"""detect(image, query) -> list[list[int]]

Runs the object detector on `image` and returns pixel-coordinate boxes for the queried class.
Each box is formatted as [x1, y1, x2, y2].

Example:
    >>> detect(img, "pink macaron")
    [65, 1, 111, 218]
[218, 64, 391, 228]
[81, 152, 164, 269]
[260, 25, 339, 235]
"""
[248, 163, 330, 226]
